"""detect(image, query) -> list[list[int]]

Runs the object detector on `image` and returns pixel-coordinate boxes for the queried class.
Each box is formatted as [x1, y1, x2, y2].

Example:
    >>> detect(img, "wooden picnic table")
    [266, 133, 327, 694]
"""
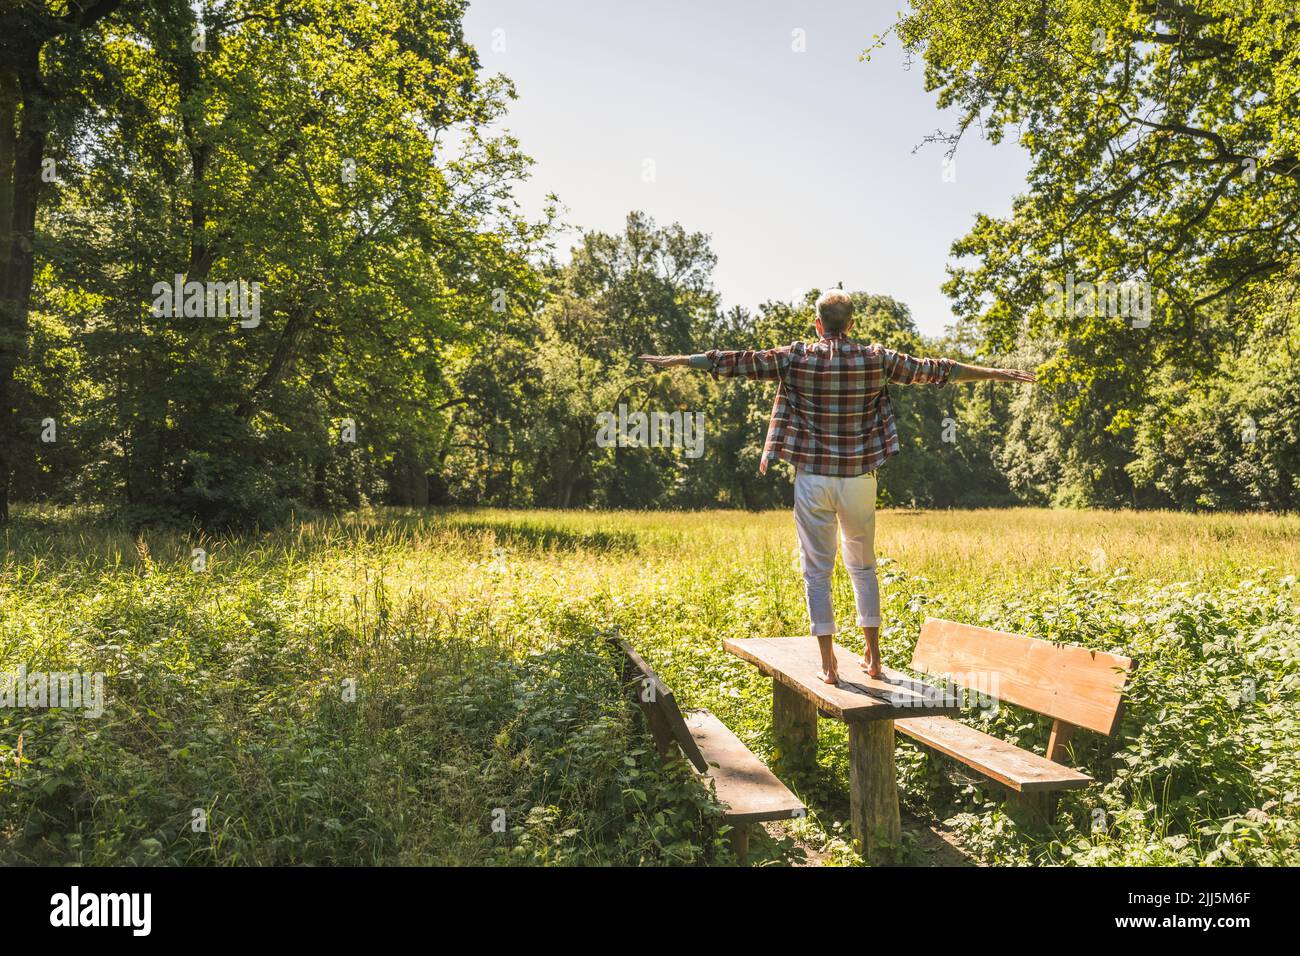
[724, 636, 962, 863]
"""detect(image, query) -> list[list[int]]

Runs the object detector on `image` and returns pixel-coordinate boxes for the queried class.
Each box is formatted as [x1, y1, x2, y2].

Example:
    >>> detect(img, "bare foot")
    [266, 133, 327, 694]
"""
[860, 658, 883, 679]
[815, 668, 840, 685]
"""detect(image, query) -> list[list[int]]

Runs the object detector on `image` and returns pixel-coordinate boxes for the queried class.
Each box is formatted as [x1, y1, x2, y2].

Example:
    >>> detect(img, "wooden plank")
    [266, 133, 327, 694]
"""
[848, 719, 901, 864]
[724, 637, 962, 722]
[911, 618, 1135, 735]
[685, 709, 806, 824]
[896, 715, 1093, 792]
[610, 639, 708, 772]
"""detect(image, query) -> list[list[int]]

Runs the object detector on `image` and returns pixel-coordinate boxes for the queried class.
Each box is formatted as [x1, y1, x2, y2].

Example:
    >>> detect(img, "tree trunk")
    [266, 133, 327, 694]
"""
[0, 1, 125, 521]
[388, 448, 429, 507]
[312, 457, 328, 508]
[235, 303, 316, 422]
[0, 45, 48, 522]
[0, 71, 17, 522]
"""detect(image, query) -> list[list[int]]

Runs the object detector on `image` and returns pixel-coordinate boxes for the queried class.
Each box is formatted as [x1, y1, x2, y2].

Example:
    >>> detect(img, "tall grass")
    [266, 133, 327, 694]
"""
[1, 505, 1296, 865]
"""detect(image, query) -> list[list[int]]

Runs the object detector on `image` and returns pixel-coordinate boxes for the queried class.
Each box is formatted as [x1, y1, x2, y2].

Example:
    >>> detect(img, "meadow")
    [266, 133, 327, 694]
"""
[1, 506, 1297, 866]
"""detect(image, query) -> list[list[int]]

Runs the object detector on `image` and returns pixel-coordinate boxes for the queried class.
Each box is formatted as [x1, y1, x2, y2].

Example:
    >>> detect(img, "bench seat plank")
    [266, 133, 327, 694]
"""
[896, 715, 1093, 793]
[685, 710, 806, 823]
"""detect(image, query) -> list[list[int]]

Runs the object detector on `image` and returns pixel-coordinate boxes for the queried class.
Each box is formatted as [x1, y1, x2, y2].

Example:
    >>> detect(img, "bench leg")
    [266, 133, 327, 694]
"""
[848, 719, 901, 864]
[1005, 789, 1057, 829]
[772, 680, 818, 779]
[728, 821, 752, 865]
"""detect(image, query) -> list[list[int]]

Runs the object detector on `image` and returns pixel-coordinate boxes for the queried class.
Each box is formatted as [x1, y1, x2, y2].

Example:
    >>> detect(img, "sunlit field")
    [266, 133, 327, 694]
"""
[2, 506, 1296, 865]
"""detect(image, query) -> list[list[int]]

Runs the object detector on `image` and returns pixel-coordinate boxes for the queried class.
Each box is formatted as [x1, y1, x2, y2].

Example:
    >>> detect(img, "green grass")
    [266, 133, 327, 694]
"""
[2, 505, 1297, 865]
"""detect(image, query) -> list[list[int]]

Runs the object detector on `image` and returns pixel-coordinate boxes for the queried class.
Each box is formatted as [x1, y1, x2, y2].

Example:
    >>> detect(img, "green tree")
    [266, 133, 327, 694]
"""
[439, 212, 716, 508]
[0, 0, 132, 521]
[893, 0, 1300, 508]
[27, 0, 548, 525]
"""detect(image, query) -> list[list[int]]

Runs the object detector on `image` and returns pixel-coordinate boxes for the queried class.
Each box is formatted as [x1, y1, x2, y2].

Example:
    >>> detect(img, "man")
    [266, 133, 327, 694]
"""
[639, 290, 1034, 684]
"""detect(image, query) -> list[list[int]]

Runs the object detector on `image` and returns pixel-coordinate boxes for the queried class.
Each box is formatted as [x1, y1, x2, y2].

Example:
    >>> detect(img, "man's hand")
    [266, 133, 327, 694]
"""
[637, 354, 690, 369]
[996, 368, 1036, 383]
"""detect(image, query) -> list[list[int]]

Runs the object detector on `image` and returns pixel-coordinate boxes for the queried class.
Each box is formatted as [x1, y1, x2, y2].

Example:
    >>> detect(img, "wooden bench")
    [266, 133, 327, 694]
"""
[896, 617, 1135, 824]
[609, 638, 806, 863]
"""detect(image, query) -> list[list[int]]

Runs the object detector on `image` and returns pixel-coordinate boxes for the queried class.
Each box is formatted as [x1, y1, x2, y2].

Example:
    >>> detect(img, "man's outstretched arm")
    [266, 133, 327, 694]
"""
[637, 354, 710, 369]
[882, 347, 1035, 386]
[641, 350, 1033, 383]
[949, 362, 1036, 383]
[638, 348, 789, 380]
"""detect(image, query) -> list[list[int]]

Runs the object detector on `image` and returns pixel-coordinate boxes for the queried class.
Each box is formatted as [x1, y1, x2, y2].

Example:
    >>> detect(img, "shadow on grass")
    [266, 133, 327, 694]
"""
[445, 518, 641, 554]
[780, 750, 979, 867]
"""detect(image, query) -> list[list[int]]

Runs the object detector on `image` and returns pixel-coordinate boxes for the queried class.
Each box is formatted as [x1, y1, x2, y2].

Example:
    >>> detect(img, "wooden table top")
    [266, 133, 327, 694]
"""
[724, 636, 963, 722]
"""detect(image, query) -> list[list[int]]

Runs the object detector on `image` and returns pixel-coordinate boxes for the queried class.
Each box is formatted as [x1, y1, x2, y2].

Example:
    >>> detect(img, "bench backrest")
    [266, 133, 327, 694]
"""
[912, 617, 1135, 736]
[608, 637, 709, 772]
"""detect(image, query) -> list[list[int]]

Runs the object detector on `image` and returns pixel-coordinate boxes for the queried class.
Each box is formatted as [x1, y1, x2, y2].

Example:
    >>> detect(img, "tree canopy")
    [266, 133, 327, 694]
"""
[1, 0, 1294, 524]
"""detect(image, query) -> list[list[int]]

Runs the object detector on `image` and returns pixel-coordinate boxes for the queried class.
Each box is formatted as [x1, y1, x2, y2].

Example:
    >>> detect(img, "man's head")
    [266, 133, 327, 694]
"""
[815, 290, 855, 337]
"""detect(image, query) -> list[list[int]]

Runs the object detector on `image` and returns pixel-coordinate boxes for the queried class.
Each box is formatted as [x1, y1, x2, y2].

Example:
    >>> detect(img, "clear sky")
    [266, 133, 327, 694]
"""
[462, 0, 1032, 338]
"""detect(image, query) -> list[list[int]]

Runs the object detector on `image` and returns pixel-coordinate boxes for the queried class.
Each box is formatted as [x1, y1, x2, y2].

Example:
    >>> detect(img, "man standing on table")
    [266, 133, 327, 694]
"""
[638, 290, 1034, 684]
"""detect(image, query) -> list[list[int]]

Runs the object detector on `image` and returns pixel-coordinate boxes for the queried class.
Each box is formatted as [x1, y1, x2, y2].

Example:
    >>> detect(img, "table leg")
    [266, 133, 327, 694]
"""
[772, 680, 818, 779]
[728, 821, 751, 865]
[848, 719, 901, 864]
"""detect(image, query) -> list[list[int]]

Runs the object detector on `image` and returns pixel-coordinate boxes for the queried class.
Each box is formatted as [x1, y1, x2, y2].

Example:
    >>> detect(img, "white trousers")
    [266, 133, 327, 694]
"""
[793, 469, 880, 636]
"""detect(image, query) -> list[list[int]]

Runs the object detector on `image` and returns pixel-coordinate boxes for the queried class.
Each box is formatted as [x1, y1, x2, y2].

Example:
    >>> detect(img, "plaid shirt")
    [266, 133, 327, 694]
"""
[703, 335, 954, 477]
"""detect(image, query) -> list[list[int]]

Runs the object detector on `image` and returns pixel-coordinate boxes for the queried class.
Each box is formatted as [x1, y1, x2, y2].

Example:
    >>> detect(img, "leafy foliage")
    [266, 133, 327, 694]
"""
[3, 506, 1296, 865]
[892, 0, 1300, 510]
